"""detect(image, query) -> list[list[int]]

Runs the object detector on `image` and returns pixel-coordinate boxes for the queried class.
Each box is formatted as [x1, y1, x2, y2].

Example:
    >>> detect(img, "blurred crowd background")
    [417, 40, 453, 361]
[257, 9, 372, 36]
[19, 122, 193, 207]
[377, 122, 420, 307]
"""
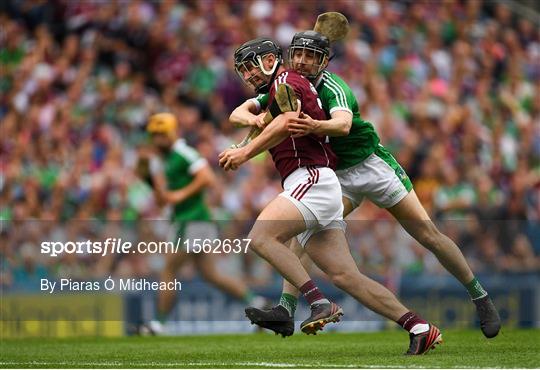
[1, 0, 539, 293]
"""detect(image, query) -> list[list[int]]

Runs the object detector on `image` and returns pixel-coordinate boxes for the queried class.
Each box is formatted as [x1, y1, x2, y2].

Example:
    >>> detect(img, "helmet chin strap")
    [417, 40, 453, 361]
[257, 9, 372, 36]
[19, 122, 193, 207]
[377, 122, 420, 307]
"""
[254, 55, 282, 94]
[256, 54, 281, 75]
[269, 60, 281, 83]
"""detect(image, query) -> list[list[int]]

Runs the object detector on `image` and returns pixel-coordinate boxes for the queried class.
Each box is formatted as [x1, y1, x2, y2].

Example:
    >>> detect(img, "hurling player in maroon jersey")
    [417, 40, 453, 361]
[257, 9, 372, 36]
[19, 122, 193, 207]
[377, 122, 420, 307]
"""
[219, 38, 345, 334]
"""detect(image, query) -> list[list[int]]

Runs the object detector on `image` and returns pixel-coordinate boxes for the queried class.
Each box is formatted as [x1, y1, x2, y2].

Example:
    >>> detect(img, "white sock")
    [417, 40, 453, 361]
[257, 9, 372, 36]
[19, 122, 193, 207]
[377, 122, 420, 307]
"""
[249, 295, 267, 309]
[312, 298, 330, 306]
[410, 323, 430, 335]
[471, 293, 488, 301]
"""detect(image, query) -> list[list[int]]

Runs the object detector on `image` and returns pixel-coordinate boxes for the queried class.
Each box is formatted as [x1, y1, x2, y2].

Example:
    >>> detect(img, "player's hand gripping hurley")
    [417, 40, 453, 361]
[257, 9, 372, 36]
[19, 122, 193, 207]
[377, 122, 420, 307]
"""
[231, 83, 298, 148]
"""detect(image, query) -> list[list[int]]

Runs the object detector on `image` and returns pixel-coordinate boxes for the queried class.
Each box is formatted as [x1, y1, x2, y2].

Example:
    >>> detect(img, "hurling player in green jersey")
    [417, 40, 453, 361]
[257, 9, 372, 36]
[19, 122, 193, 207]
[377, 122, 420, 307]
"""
[233, 31, 500, 343]
[139, 113, 266, 334]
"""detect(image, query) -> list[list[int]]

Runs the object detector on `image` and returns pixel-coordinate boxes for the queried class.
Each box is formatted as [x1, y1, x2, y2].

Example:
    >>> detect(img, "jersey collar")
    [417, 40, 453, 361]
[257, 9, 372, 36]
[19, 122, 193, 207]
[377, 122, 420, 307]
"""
[314, 73, 325, 89]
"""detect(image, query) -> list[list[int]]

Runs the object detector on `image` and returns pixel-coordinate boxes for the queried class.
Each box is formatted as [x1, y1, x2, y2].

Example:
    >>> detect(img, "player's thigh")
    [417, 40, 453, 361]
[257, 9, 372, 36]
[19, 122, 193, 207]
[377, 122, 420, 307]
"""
[342, 196, 355, 217]
[164, 250, 191, 271]
[289, 237, 306, 257]
[184, 220, 220, 241]
[250, 195, 307, 243]
[387, 189, 439, 241]
[304, 228, 357, 276]
[336, 169, 365, 214]
[387, 189, 431, 221]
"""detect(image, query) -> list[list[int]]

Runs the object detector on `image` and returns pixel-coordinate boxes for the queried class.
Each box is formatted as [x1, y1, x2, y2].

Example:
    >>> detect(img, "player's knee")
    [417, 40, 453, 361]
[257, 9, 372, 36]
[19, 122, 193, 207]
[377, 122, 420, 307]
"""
[329, 270, 356, 290]
[247, 229, 274, 255]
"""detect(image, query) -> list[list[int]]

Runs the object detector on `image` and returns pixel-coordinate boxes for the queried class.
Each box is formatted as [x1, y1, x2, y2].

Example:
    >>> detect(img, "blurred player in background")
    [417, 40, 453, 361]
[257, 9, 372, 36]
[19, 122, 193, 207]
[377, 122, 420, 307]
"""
[238, 31, 501, 341]
[138, 112, 266, 334]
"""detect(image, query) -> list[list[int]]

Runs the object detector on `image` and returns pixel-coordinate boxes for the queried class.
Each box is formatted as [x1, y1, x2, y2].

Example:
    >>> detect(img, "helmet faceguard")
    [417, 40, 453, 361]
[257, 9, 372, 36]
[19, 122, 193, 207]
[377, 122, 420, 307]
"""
[234, 38, 283, 94]
[288, 31, 330, 81]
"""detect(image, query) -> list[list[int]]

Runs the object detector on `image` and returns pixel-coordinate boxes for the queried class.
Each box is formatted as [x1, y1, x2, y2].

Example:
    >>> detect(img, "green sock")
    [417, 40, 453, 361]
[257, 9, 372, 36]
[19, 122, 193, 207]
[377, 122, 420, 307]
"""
[465, 277, 488, 300]
[279, 293, 298, 317]
[157, 312, 168, 324]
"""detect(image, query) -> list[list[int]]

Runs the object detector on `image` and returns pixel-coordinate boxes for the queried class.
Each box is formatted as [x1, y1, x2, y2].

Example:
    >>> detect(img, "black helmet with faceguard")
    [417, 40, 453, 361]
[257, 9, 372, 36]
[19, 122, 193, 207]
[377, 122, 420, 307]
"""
[234, 38, 283, 94]
[288, 31, 330, 81]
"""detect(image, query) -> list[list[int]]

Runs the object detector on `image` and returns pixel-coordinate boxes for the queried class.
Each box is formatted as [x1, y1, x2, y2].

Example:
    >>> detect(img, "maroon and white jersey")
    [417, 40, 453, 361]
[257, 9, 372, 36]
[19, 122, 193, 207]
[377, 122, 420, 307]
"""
[267, 70, 337, 181]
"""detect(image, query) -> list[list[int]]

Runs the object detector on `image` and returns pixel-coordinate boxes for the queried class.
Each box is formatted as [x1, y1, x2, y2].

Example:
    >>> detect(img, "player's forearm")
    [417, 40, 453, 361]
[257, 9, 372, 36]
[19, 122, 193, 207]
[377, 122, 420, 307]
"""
[168, 167, 214, 204]
[243, 115, 290, 159]
[167, 181, 204, 205]
[174, 181, 205, 202]
[314, 116, 352, 137]
[229, 101, 259, 128]
[151, 173, 168, 207]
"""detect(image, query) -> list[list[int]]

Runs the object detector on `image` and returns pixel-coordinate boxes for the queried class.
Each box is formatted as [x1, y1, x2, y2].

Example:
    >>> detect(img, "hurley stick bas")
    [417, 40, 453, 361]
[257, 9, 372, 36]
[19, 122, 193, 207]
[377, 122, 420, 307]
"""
[312, 12, 349, 43]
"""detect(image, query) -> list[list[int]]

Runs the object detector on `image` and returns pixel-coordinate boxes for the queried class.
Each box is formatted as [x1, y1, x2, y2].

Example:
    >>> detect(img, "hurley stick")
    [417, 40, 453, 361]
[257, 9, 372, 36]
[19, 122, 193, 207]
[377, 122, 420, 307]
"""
[232, 83, 298, 148]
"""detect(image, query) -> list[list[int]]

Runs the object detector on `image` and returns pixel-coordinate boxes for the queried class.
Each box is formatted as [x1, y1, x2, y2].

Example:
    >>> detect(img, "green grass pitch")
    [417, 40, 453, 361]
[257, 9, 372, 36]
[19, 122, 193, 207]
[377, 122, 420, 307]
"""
[1, 329, 539, 368]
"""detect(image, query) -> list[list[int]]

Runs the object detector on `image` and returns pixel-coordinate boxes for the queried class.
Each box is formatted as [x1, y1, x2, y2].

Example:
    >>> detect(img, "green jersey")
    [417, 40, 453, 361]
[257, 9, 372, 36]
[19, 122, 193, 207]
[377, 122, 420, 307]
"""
[251, 71, 380, 170]
[318, 71, 379, 170]
[151, 139, 211, 222]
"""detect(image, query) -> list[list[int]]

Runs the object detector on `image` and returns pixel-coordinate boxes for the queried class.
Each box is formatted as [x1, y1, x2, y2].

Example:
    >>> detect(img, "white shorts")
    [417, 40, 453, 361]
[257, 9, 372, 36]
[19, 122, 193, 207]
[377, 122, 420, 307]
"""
[336, 145, 413, 209]
[168, 221, 219, 254]
[279, 166, 345, 247]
